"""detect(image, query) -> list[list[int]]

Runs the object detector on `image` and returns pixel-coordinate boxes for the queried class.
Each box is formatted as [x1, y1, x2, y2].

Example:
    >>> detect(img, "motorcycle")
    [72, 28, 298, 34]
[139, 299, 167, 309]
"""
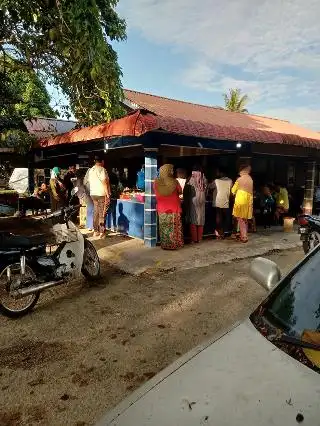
[298, 214, 320, 254]
[0, 204, 100, 318]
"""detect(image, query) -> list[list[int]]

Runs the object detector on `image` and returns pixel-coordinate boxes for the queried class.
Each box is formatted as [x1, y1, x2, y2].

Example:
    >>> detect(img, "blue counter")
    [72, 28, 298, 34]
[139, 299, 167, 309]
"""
[86, 198, 222, 242]
[106, 199, 144, 239]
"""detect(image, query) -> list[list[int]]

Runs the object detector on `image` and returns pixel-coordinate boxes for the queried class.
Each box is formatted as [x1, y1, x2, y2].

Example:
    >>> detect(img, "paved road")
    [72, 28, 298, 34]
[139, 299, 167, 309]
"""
[0, 249, 303, 426]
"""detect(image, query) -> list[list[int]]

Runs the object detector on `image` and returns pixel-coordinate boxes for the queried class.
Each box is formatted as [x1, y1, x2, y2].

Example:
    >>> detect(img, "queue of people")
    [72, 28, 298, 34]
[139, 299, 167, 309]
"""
[44, 159, 292, 247]
[47, 156, 111, 239]
[155, 163, 291, 250]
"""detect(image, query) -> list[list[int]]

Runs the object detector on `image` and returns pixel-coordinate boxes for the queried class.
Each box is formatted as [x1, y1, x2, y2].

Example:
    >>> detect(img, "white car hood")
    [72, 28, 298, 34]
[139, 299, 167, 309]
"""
[98, 320, 320, 426]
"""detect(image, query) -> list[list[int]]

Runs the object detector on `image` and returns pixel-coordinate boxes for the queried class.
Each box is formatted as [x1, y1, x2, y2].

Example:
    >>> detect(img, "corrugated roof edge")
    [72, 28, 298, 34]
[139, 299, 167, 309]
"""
[35, 109, 320, 150]
[25, 116, 78, 123]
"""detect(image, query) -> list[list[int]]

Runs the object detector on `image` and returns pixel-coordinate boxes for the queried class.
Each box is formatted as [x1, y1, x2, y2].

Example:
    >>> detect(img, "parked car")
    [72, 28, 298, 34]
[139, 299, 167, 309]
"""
[97, 249, 320, 426]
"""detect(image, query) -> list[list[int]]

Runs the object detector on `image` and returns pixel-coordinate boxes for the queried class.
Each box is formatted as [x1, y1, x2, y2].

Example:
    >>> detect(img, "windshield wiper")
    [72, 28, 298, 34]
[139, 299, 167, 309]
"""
[271, 334, 320, 351]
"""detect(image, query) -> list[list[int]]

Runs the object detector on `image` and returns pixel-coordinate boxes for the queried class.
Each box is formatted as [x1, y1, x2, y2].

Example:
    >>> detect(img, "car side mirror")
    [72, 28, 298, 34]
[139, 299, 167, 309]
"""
[250, 257, 281, 291]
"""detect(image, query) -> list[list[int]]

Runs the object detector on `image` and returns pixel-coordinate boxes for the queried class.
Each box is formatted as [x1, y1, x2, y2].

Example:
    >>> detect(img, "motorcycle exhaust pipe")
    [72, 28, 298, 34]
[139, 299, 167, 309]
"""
[15, 279, 64, 298]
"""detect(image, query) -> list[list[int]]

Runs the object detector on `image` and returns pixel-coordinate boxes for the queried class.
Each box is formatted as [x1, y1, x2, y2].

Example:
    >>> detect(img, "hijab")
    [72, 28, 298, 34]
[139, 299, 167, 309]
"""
[51, 167, 61, 179]
[155, 164, 178, 196]
[190, 170, 205, 192]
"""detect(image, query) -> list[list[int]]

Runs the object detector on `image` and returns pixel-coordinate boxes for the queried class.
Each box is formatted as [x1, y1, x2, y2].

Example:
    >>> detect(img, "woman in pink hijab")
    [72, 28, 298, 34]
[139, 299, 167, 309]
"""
[183, 165, 207, 243]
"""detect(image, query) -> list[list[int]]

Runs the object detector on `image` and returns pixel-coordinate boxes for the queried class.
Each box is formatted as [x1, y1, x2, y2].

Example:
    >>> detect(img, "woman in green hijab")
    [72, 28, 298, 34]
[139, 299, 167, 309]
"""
[49, 167, 67, 211]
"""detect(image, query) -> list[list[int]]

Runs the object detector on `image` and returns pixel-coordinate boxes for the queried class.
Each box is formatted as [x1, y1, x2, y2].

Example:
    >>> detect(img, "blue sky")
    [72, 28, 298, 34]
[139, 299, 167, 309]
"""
[50, 0, 320, 130]
[116, 0, 320, 130]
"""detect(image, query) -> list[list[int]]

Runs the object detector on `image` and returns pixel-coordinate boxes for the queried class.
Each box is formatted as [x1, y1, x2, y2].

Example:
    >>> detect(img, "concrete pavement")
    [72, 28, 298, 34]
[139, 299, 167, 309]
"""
[93, 228, 302, 275]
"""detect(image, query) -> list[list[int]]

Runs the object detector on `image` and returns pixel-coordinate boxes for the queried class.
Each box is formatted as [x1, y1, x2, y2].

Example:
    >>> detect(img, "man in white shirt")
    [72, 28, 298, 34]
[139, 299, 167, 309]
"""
[84, 156, 111, 238]
[212, 168, 232, 238]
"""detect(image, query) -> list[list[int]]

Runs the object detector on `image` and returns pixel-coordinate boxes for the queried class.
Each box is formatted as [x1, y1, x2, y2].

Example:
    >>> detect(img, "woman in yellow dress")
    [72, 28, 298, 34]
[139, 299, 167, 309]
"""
[231, 165, 253, 243]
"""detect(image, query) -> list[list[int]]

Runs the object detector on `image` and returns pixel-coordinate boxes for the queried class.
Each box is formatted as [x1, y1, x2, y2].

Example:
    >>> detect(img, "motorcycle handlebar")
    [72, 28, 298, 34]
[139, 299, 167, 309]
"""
[44, 204, 81, 221]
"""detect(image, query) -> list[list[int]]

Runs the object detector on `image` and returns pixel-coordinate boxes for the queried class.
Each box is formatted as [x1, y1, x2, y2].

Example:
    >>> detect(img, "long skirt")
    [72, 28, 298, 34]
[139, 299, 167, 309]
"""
[232, 190, 253, 220]
[158, 213, 184, 250]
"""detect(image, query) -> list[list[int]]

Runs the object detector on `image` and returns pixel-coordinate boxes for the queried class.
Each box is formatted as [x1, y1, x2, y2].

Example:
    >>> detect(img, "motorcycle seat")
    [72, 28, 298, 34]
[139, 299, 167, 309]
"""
[0, 233, 47, 250]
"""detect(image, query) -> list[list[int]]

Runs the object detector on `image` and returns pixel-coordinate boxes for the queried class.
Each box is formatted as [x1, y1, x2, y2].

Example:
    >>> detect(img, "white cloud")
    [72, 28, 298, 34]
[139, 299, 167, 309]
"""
[118, 0, 320, 129]
[182, 65, 262, 101]
[181, 64, 303, 104]
[119, 0, 320, 69]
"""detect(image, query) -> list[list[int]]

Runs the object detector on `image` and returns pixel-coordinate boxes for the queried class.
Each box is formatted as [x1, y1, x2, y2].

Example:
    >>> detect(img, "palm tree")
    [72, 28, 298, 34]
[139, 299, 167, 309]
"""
[223, 88, 249, 113]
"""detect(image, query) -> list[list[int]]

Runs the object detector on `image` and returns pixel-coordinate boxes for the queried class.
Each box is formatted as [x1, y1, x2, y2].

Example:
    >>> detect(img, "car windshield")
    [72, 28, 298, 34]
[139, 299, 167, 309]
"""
[266, 249, 320, 336]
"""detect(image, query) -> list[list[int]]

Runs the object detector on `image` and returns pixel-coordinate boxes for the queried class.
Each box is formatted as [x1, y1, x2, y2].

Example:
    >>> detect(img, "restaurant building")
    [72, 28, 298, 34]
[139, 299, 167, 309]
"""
[33, 90, 320, 246]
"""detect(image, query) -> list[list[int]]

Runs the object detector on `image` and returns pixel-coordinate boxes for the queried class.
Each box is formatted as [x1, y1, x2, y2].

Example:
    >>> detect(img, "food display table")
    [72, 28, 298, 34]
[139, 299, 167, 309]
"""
[85, 197, 144, 240]
[86, 196, 219, 242]
[106, 199, 144, 239]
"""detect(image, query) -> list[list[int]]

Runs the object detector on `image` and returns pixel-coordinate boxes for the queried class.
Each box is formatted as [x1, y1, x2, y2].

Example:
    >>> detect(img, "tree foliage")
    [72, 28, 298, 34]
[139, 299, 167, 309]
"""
[1, 0, 126, 126]
[0, 53, 56, 153]
[223, 88, 249, 113]
[1, 53, 56, 117]
[7, 56, 56, 118]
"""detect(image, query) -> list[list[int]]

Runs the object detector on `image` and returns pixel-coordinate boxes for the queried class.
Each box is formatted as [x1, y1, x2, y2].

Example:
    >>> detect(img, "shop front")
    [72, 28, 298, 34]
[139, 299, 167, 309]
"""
[33, 109, 320, 247]
[83, 132, 246, 245]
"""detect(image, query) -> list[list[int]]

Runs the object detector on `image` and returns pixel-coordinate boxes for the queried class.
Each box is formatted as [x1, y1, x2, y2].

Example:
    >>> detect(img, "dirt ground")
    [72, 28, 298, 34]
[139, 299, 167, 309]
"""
[0, 248, 303, 426]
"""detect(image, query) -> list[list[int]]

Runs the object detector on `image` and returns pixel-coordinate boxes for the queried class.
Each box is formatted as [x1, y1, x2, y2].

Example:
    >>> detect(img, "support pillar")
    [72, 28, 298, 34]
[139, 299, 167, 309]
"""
[28, 163, 35, 195]
[144, 149, 158, 247]
[303, 160, 316, 214]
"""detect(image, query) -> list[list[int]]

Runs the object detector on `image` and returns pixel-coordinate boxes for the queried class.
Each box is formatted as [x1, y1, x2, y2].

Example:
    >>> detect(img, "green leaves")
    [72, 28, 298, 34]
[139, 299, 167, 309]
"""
[0, 129, 35, 155]
[2, 0, 127, 127]
[0, 53, 55, 153]
[72, 62, 82, 75]
[223, 88, 249, 113]
[49, 28, 58, 41]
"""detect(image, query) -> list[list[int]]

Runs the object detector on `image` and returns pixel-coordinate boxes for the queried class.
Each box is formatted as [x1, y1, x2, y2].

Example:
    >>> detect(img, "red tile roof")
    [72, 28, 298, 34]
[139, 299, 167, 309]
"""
[124, 89, 320, 146]
[38, 89, 320, 149]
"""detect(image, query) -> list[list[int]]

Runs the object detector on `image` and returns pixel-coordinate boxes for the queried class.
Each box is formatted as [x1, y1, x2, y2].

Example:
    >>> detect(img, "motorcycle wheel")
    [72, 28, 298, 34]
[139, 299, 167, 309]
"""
[81, 240, 101, 280]
[0, 263, 40, 318]
[302, 240, 310, 255]
[308, 231, 320, 253]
